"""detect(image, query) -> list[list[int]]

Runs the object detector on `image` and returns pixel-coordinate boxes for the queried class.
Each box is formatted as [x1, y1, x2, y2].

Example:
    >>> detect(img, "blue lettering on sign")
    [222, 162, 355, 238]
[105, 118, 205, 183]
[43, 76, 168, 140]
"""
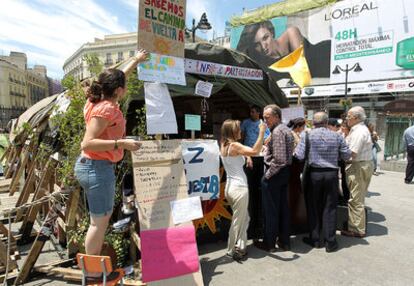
[188, 175, 219, 199]
[188, 147, 204, 163]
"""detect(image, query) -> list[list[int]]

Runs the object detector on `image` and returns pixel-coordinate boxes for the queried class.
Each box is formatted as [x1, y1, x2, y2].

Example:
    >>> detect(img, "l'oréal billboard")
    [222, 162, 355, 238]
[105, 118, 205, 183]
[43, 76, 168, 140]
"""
[231, 0, 414, 93]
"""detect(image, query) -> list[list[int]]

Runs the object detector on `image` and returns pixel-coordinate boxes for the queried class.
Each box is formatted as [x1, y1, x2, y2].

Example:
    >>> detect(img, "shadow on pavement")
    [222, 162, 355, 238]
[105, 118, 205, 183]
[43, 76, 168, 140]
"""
[200, 255, 241, 286]
[367, 191, 381, 197]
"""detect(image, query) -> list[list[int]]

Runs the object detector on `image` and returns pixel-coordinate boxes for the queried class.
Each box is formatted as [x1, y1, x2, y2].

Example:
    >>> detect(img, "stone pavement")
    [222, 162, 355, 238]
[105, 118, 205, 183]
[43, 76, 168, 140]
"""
[198, 170, 414, 286]
[23, 170, 413, 285]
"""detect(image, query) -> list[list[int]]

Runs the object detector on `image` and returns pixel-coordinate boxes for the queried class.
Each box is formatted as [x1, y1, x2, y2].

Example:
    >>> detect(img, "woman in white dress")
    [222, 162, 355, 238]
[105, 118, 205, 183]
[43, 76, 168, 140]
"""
[220, 119, 266, 260]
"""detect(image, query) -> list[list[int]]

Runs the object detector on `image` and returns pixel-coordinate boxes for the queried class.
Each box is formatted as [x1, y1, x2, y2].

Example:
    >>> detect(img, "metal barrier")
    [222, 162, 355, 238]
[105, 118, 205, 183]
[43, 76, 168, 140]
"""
[384, 116, 413, 160]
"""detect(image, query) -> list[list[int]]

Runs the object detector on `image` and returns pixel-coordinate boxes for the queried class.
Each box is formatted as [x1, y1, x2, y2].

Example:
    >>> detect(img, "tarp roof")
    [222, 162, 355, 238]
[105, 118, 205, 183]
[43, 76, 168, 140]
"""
[230, 0, 338, 27]
[132, 42, 288, 108]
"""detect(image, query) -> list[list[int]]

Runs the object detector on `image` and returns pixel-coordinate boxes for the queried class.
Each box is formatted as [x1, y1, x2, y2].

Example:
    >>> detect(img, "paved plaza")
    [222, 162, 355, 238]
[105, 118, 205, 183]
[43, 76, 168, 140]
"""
[199, 170, 414, 286]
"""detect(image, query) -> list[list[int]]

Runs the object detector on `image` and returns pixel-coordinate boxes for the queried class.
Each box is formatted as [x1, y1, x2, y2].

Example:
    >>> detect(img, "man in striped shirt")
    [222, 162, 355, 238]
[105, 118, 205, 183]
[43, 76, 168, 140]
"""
[295, 112, 351, 252]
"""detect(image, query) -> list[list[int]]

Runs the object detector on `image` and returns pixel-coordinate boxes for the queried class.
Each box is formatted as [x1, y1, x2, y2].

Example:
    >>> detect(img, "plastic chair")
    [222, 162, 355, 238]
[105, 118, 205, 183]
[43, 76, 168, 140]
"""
[76, 253, 125, 286]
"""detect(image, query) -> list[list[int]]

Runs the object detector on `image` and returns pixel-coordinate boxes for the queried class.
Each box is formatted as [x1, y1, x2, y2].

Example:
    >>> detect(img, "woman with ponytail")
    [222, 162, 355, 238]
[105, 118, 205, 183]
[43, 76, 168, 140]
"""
[74, 49, 148, 255]
[220, 119, 266, 261]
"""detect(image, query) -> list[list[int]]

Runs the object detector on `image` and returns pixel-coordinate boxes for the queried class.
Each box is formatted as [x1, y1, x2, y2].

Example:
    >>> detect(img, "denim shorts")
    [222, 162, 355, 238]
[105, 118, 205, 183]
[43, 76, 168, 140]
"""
[74, 157, 116, 217]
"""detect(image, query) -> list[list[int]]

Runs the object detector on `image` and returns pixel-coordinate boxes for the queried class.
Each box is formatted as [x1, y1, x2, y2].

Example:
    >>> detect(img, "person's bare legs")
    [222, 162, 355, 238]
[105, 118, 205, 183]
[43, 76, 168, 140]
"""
[85, 213, 111, 255]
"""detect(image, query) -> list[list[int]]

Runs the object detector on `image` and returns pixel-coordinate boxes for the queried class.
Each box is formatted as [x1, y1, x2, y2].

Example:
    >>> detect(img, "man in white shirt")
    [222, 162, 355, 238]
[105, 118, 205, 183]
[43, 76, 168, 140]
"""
[341, 106, 373, 238]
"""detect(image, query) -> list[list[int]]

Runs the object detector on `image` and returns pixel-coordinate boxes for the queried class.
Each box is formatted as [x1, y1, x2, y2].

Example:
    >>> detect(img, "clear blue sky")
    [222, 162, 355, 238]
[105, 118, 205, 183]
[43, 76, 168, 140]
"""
[0, 0, 282, 79]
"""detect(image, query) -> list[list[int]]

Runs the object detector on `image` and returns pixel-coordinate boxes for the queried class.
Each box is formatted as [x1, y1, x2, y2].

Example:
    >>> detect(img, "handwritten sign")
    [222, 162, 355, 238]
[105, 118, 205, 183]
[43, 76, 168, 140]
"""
[185, 59, 264, 80]
[144, 82, 178, 134]
[181, 140, 220, 201]
[141, 225, 199, 282]
[281, 105, 305, 124]
[184, 114, 201, 131]
[170, 197, 203, 225]
[195, 81, 213, 98]
[138, 54, 186, 86]
[132, 140, 188, 230]
[138, 0, 186, 58]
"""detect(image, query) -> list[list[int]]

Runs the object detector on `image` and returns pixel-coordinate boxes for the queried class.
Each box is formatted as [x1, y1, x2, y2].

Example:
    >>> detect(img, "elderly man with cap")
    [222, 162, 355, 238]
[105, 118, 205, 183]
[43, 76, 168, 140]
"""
[341, 106, 373, 238]
[295, 112, 351, 252]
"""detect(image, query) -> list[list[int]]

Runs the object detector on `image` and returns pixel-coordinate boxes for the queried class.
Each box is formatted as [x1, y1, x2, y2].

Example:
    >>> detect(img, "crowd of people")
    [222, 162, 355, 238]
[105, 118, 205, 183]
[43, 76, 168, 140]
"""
[220, 104, 380, 260]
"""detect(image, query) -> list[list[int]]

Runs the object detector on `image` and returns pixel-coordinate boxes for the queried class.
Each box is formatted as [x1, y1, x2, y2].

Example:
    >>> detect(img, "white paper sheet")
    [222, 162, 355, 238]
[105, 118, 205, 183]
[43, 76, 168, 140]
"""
[144, 83, 178, 135]
[195, 81, 213, 98]
[170, 196, 203, 225]
[281, 106, 305, 124]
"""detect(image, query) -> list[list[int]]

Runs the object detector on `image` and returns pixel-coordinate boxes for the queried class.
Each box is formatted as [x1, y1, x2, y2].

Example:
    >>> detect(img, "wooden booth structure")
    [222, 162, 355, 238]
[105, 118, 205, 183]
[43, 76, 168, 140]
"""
[0, 42, 307, 285]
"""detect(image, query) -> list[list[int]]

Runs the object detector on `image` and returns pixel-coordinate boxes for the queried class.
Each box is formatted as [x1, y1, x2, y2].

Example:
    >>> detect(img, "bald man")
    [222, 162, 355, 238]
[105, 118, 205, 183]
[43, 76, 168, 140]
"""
[295, 112, 351, 252]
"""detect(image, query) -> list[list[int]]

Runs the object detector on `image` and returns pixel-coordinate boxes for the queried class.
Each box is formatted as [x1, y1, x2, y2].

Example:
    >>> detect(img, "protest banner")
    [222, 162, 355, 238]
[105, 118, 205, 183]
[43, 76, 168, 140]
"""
[138, 0, 186, 58]
[181, 140, 220, 201]
[281, 106, 305, 124]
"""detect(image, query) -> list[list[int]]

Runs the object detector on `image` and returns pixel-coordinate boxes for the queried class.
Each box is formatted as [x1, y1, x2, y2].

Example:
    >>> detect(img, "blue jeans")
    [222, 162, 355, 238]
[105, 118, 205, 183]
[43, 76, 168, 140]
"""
[74, 157, 116, 217]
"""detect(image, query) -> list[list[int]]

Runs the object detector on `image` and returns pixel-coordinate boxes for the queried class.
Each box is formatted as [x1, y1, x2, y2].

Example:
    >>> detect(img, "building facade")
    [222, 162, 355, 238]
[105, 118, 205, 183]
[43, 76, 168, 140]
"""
[63, 33, 138, 81]
[0, 52, 49, 128]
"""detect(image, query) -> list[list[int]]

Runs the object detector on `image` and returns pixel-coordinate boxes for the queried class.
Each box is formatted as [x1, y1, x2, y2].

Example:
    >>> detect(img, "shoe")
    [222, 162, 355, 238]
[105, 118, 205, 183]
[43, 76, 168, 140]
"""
[277, 241, 291, 252]
[254, 241, 276, 253]
[373, 171, 379, 176]
[340, 230, 365, 238]
[325, 241, 339, 253]
[302, 237, 323, 248]
[405, 180, 413, 184]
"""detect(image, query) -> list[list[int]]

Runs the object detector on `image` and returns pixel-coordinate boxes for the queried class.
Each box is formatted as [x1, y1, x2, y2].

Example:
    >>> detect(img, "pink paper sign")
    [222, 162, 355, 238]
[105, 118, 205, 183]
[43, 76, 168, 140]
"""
[141, 225, 199, 282]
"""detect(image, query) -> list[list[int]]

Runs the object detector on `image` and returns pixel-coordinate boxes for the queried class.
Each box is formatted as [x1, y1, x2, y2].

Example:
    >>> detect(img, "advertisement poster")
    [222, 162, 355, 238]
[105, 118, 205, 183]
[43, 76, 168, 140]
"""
[138, 53, 186, 86]
[231, 0, 414, 94]
[181, 140, 220, 201]
[138, 0, 186, 58]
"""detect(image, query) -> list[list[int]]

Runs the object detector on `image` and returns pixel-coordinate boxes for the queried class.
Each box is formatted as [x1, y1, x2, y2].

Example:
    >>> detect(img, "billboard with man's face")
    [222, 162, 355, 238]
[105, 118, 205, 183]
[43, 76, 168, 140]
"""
[231, 0, 414, 96]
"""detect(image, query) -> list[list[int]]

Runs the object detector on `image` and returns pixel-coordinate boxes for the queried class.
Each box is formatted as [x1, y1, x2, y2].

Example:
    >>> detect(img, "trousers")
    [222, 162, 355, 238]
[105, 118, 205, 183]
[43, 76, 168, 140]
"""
[405, 145, 414, 183]
[261, 167, 290, 248]
[346, 161, 373, 234]
[225, 184, 250, 255]
[308, 169, 339, 243]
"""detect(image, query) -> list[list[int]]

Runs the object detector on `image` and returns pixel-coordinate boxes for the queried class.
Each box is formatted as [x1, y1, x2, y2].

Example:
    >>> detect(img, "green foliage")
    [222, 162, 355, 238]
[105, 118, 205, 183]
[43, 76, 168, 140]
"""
[50, 80, 86, 186]
[61, 75, 76, 90]
[67, 216, 90, 253]
[132, 106, 151, 139]
[83, 53, 104, 78]
[105, 232, 130, 268]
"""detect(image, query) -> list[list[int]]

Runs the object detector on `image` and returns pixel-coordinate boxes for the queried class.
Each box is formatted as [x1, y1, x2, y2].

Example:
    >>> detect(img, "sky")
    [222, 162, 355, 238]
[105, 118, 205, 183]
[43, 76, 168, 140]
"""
[0, 0, 281, 79]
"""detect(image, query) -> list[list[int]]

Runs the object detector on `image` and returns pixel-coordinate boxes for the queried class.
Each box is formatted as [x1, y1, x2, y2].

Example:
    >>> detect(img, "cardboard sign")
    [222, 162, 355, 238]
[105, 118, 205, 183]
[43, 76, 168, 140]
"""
[144, 82, 178, 135]
[132, 140, 188, 230]
[281, 106, 305, 124]
[141, 225, 199, 282]
[184, 114, 201, 131]
[181, 140, 220, 201]
[138, 54, 186, 86]
[195, 81, 213, 98]
[138, 0, 186, 58]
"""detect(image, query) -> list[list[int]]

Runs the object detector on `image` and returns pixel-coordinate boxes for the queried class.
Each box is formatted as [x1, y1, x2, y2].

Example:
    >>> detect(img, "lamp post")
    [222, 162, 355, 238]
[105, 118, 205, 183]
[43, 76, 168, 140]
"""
[186, 13, 212, 43]
[332, 63, 363, 111]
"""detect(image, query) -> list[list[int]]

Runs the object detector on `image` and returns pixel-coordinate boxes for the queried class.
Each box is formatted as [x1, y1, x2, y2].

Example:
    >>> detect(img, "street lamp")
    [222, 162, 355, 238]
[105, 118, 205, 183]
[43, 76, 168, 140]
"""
[186, 13, 212, 43]
[332, 63, 363, 111]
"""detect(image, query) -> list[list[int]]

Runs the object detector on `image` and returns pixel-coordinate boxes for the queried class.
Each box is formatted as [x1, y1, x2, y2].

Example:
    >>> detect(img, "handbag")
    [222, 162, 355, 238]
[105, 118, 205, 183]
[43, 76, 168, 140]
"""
[373, 141, 382, 153]
[301, 131, 310, 193]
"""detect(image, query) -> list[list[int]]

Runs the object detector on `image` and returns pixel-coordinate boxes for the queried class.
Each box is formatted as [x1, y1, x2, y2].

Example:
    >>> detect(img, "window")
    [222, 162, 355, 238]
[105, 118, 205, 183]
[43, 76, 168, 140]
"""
[117, 52, 124, 63]
[129, 50, 135, 57]
[106, 53, 112, 65]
